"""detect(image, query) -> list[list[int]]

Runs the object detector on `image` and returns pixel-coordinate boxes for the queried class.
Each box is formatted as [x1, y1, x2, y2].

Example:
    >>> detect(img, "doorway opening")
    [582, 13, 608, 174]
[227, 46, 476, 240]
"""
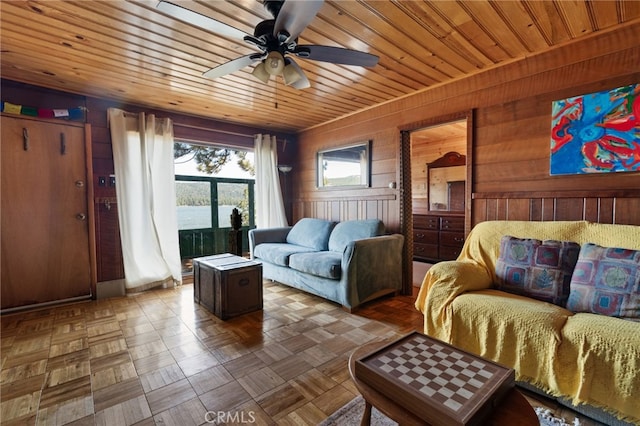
[174, 142, 255, 276]
[401, 112, 472, 292]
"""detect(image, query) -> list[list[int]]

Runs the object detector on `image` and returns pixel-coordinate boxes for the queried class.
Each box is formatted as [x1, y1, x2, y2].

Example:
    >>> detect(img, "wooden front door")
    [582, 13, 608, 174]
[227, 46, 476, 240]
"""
[1, 115, 92, 309]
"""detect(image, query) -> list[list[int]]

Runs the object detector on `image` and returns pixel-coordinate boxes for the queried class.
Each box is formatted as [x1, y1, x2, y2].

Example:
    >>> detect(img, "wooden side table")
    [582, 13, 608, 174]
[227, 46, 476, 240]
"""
[349, 342, 539, 426]
[193, 253, 262, 320]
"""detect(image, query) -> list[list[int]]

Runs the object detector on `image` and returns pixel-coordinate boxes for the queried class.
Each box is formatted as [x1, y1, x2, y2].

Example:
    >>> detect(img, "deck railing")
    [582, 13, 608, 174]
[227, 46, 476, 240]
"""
[176, 175, 254, 259]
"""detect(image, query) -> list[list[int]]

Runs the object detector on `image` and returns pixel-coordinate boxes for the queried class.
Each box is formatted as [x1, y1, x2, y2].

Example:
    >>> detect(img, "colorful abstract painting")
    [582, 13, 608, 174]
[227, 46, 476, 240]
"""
[550, 84, 640, 175]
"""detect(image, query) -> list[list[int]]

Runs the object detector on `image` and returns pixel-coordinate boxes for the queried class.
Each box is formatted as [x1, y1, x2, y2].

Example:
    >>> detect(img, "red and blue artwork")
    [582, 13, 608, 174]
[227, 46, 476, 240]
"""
[550, 84, 640, 175]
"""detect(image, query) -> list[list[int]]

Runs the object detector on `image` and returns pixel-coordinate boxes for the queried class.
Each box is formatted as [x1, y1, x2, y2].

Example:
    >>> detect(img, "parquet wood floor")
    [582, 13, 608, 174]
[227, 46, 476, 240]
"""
[1, 281, 596, 425]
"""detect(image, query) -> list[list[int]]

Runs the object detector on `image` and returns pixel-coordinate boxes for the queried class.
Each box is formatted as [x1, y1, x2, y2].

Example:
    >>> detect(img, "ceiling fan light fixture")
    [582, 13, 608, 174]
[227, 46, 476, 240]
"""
[283, 62, 303, 86]
[265, 51, 285, 75]
[158, 0, 378, 90]
[251, 62, 270, 83]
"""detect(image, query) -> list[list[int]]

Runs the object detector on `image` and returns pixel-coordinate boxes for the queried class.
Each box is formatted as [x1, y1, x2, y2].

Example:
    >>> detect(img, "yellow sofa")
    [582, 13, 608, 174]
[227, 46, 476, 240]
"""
[415, 220, 640, 424]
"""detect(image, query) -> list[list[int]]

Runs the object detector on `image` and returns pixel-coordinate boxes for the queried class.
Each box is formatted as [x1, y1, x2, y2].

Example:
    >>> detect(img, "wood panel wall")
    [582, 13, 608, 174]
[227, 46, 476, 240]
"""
[293, 126, 402, 231]
[294, 21, 640, 234]
[1, 80, 296, 284]
[473, 191, 640, 224]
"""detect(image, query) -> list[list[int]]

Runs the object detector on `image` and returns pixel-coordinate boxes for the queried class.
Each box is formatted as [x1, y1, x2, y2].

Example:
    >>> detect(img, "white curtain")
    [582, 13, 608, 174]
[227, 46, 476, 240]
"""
[108, 108, 182, 292]
[254, 134, 288, 228]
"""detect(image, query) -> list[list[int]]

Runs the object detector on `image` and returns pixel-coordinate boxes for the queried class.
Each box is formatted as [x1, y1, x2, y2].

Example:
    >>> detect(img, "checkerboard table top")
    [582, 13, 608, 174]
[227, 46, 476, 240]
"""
[355, 332, 515, 425]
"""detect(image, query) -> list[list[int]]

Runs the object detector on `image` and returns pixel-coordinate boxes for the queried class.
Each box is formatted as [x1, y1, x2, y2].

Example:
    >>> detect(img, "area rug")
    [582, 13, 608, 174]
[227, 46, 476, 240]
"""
[319, 396, 581, 426]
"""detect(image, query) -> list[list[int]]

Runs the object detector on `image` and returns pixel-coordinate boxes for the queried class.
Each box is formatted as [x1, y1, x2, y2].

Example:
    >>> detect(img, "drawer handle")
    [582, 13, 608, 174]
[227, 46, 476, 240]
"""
[416, 233, 425, 238]
[239, 278, 250, 286]
[454, 237, 464, 242]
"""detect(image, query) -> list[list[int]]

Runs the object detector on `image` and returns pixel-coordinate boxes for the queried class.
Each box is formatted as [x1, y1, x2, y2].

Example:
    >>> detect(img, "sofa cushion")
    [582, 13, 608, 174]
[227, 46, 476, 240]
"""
[253, 243, 318, 266]
[286, 218, 335, 251]
[555, 313, 640, 417]
[328, 219, 385, 252]
[448, 289, 571, 388]
[289, 251, 342, 280]
[566, 243, 640, 319]
[495, 236, 580, 306]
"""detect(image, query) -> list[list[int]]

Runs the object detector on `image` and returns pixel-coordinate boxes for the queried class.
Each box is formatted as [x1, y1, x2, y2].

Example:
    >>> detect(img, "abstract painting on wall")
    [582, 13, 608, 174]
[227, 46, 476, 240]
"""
[550, 83, 639, 175]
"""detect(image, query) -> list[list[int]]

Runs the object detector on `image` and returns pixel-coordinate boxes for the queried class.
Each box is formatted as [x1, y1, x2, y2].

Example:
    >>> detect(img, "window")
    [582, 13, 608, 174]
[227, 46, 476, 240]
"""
[174, 142, 255, 273]
[176, 180, 212, 230]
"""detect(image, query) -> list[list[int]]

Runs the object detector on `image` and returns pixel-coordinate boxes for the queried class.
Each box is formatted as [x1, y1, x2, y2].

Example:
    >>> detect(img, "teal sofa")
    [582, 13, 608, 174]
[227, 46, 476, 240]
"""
[249, 218, 404, 311]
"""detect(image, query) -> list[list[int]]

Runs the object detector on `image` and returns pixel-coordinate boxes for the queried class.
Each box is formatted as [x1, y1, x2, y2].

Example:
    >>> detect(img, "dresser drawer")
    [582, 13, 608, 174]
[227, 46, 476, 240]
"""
[413, 213, 465, 262]
[413, 229, 438, 244]
[440, 231, 465, 247]
[439, 245, 463, 261]
[413, 243, 438, 260]
[440, 216, 464, 231]
[413, 215, 438, 230]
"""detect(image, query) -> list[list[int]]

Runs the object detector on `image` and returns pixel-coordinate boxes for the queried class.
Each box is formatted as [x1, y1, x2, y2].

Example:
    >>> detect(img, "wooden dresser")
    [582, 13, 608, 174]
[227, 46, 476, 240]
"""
[413, 213, 465, 262]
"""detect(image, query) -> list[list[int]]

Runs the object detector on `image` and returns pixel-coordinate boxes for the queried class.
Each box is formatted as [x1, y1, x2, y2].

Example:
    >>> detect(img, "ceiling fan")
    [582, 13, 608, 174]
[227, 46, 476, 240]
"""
[156, 0, 379, 89]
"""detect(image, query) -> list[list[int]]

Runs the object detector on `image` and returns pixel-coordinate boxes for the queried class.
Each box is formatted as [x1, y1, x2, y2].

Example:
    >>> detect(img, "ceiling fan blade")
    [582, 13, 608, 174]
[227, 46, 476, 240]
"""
[203, 54, 262, 79]
[274, 0, 324, 42]
[284, 58, 310, 90]
[296, 45, 379, 67]
[157, 1, 250, 42]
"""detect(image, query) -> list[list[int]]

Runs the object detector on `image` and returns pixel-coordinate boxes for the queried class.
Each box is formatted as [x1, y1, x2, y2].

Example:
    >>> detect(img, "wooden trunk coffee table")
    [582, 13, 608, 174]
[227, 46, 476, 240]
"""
[193, 253, 262, 320]
[349, 339, 538, 426]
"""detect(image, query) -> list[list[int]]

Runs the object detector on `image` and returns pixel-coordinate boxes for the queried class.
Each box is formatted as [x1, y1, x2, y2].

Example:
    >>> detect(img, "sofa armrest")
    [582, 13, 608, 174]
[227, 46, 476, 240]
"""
[414, 260, 492, 339]
[342, 234, 404, 307]
[248, 227, 291, 258]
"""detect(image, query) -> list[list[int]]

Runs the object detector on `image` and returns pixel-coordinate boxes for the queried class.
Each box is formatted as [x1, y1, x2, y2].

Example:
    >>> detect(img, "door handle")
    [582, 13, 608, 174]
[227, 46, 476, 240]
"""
[23, 128, 29, 151]
[76, 213, 87, 221]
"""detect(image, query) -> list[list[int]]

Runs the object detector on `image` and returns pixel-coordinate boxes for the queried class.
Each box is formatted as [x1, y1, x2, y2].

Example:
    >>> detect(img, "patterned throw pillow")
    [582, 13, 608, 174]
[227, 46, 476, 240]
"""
[495, 236, 580, 306]
[566, 243, 640, 319]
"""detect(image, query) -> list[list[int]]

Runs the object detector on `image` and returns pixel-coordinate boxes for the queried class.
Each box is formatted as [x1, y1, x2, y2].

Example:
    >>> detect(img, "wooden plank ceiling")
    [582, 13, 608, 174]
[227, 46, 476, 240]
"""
[1, 1, 639, 133]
